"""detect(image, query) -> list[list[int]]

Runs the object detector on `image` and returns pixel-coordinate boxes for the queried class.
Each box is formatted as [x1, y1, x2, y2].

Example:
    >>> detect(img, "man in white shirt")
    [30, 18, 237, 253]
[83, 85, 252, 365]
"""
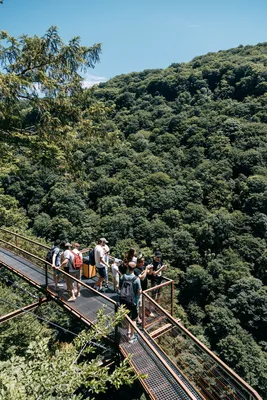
[93, 238, 109, 291]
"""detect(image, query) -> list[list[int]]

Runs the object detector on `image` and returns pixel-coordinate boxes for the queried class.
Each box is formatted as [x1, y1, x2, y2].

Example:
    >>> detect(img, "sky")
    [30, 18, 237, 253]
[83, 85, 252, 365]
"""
[1, 0, 267, 86]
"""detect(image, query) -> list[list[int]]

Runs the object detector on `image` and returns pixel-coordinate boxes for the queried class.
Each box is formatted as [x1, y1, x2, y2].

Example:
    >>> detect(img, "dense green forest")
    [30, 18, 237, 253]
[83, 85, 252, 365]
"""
[0, 28, 267, 397]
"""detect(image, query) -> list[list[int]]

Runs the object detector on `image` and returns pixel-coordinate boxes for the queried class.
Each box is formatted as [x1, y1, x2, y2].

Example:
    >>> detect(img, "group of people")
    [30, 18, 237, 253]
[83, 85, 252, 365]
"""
[115, 248, 167, 343]
[50, 240, 83, 302]
[48, 238, 167, 343]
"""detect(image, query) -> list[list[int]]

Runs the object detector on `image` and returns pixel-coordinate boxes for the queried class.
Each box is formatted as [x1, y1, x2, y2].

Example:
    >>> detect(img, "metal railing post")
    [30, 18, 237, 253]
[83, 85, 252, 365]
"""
[114, 302, 119, 347]
[45, 262, 48, 291]
[142, 293, 145, 330]
[171, 280, 174, 316]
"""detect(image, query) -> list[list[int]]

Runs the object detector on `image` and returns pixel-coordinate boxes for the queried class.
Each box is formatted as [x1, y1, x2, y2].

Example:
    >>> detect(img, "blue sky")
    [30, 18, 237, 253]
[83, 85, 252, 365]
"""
[1, 0, 267, 85]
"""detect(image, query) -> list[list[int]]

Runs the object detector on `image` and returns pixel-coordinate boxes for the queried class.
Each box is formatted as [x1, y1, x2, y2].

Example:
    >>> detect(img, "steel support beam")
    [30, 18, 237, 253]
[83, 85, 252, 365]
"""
[0, 297, 48, 323]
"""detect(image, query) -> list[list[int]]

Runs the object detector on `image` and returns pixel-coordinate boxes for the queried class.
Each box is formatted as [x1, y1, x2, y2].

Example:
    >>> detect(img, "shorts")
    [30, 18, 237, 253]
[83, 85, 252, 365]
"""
[151, 280, 162, 299]
[64, 266, 69, 274]
[54, 267, 62, 276]
[97, 267, 107, 279]
[69, 270, 81, 286]
[121, 300, 138, 320]
[113, 275, 119, 289]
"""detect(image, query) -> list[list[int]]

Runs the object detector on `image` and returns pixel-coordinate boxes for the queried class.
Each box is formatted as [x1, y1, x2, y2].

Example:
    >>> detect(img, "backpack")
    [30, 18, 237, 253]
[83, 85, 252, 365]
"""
[88, 249, 95, 266]
[46, 245, 55, 264]
[119, 275, 137, 307]
[71, 251, 83, 269]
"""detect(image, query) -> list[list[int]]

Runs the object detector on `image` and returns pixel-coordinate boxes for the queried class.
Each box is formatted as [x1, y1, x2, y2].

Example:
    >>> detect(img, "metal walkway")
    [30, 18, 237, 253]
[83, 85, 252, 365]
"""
[0, 243, 201, 400]
[0, 228, 263, 400]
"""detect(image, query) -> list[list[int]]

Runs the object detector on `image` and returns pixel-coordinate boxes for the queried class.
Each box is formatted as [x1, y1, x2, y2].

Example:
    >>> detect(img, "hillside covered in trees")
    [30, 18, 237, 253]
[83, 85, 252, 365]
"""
[1, 29, 267, 397]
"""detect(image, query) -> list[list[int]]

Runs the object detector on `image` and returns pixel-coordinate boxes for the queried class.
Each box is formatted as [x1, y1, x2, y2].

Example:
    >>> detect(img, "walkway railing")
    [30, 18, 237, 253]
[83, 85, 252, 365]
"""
[119, 315, 201, 400]
[0, 228, 117, 333]
[142, 292, 262, 400]
[142, 278, 174, 332]
[0, 227, 262, 400]
[0, 227, 202, 399]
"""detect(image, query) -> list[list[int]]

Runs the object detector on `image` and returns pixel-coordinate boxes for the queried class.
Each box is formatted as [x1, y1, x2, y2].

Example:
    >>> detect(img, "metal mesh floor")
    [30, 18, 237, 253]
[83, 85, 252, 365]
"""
[0, 246, 201, 400]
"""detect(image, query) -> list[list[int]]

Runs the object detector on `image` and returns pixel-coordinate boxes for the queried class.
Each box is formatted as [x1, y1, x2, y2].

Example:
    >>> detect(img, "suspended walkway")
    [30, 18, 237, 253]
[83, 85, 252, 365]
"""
[0, 228, 262, 400]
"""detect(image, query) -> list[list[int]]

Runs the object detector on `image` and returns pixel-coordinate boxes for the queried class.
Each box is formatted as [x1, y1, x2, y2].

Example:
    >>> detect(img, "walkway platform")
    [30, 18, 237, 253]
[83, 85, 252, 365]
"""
[0, 245, 202, 400]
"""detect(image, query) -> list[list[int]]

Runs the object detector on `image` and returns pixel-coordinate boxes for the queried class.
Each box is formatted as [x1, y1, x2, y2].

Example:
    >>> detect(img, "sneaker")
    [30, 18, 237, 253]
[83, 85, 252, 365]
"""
[129, 335, 138, 344]
[137, 318, 142, 324]
[149, 312, 155, 317]
[67, 296, 76, 302]
[93, 286, 100, 291]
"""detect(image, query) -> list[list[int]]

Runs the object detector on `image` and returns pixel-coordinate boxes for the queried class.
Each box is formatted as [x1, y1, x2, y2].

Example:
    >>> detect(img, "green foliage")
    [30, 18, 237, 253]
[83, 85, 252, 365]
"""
[2, 33, 267, 396]
[0, 282, 138, 400]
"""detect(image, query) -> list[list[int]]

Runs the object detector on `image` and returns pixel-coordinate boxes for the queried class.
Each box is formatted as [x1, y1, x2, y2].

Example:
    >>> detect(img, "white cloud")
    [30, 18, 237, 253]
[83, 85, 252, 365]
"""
[82, 74, 107, 88]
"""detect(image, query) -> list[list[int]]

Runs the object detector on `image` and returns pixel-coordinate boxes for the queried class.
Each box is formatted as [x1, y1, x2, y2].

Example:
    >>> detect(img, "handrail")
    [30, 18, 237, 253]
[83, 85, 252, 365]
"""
[142, 292, 263, 400]
[143, 277, 174, 318]
[0, 237, 117, 306]
[143, 279, 173, 293]
[0, 298, 48, 323]
[0, 227, 50, 249]
[0, 238, 51, 265]
[120, 315, 200, 400]
[0, 230, 201, 399]
[1, 229, 261, 399]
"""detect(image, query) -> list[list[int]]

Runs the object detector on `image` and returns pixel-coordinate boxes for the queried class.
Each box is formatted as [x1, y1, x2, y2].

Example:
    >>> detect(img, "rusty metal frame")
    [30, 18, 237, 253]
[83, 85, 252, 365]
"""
[0, 237, 119, 330]
[150, 323, 173, 339]
[120, 315, 200, 400]
[0, 236, 200, 399]
[143, 279, 173, 294]
[0, 237, 50, 267]
[0, 237, 116, 302]
[142, 292, 263, 400]
[0, 230, 262, 400]
[141, 278, 174, 330]
[0, 227, 50, 249]
[0, 297, 48, 323]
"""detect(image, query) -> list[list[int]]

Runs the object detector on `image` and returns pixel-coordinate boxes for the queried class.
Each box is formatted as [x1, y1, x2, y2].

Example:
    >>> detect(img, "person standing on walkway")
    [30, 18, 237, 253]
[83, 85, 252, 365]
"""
[147, 250, 167, 315]
[111, 258, 121, 292]
[93, 238, 109, 292]
[60, 242, 75, 301]
[119, 248, 137, 275]
[70, 242, 83, 298]
[120, 261, 142, 343]
[51, 239, 63, 290]
[134, 256, 149, 324]
[102, 242, 110, 289]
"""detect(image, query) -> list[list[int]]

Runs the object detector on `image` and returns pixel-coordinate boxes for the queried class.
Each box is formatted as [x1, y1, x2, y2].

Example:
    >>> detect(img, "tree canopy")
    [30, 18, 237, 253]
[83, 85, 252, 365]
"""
[1, 29, 267, 397]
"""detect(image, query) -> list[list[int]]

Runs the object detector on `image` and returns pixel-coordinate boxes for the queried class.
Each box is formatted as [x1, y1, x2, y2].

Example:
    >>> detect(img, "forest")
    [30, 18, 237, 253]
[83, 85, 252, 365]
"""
[0, 27, 267, 398]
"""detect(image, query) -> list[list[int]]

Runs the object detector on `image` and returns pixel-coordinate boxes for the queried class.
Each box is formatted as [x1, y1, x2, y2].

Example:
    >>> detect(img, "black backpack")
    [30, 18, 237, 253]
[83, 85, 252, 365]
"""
[88, 249, 95, 266]
[46, 245, 55, 264]
[119, 275, 137, 307]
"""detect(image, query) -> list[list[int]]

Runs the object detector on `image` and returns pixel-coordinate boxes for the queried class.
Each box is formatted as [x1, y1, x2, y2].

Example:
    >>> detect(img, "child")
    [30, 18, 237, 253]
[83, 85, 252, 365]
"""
[111, 258, 121, 292]
[103, 243, 110, 288]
